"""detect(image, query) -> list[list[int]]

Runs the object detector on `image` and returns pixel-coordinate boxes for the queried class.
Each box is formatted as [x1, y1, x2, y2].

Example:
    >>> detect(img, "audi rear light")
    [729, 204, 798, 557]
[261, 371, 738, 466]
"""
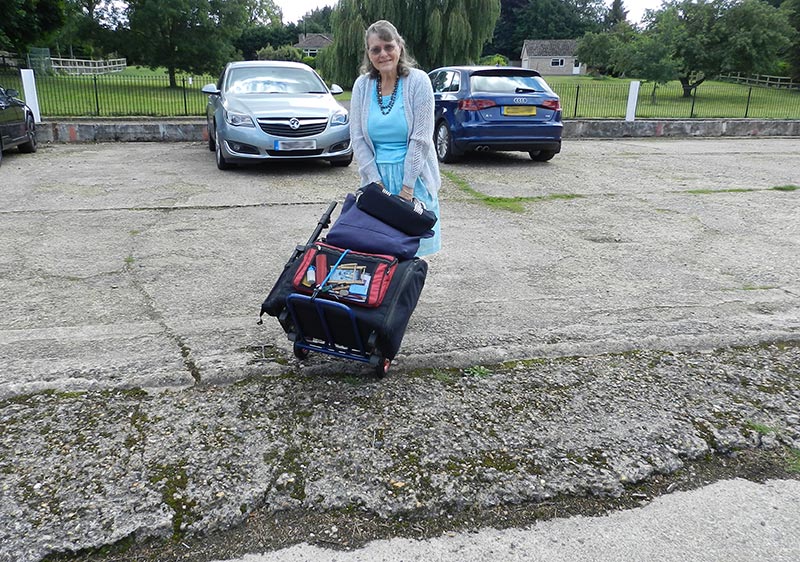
[458, 98, 497, 111]
[541, 99, 561, 111]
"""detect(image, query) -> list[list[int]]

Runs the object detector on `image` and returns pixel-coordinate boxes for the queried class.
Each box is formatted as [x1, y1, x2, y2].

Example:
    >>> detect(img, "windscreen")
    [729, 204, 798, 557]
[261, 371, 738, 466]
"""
[469, 73, 552, 94]
[225, 67, 326, 94]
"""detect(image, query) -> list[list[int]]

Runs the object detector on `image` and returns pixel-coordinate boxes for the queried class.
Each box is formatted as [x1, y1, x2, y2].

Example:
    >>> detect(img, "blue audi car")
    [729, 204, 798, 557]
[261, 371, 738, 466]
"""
[428, 66, 562, 162]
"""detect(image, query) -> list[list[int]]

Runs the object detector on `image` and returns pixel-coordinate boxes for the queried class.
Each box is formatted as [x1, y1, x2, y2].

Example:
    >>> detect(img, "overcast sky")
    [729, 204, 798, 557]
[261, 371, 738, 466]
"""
[274, 0, 665, 26]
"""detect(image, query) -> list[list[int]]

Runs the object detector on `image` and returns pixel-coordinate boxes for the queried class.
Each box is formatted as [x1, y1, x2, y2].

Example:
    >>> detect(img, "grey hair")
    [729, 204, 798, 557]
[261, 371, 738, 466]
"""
[360, 20, 417, 78]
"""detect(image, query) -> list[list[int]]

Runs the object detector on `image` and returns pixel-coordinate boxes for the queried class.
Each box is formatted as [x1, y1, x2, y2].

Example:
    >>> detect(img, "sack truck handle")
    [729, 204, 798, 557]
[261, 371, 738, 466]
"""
[292, 201, 338, 262]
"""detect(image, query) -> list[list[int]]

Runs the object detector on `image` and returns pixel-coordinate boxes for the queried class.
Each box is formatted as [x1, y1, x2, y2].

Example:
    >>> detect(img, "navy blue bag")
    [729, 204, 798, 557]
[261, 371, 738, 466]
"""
[325, 193, 431, 260]
[356, 182, 438, 236]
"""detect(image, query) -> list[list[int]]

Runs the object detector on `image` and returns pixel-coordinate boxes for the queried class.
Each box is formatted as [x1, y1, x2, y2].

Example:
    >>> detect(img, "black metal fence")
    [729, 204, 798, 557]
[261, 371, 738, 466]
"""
[547, 81, 800, 120]
[0, 71, 214, 117]
[3, 70, 800, 119]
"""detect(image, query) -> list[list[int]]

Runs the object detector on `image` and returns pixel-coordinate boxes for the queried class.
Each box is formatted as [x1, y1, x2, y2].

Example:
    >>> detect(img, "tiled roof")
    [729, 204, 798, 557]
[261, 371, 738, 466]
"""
[522, 39, 578, 57]
[294, 33, 334, 49]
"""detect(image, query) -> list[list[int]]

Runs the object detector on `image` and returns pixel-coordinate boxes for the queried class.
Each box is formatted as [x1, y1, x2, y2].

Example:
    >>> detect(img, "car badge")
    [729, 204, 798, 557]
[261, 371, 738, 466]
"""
[289, 118, 301, 130]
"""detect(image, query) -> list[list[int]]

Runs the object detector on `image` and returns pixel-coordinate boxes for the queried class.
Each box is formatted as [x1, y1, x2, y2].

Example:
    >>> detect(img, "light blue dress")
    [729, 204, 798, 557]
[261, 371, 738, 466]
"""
[367, 79, 441, 257]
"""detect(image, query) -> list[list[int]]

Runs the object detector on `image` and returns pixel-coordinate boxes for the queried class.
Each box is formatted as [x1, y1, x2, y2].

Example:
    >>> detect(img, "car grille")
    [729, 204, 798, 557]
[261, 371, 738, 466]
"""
[258, 117, 328, 138]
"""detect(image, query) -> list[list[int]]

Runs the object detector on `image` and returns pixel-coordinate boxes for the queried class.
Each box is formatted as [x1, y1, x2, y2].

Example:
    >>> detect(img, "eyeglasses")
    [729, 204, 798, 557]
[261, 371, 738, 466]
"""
[369, 44, 397, 56]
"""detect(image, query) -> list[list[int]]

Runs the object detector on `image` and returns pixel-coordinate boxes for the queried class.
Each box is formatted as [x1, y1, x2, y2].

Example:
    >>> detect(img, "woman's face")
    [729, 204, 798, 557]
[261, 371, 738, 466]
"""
[367, 34, 400, 75]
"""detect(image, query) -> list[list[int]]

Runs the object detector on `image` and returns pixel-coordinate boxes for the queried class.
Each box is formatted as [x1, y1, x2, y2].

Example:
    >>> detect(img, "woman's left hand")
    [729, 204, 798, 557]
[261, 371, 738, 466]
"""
[400, 185, 414, 201]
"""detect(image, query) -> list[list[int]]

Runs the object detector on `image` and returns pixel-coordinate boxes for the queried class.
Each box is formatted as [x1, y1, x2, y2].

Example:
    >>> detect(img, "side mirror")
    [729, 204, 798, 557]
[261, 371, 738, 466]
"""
[330, 84, 344, 95]
[7, 89, 20, 98]
[201, 84, 220, 95]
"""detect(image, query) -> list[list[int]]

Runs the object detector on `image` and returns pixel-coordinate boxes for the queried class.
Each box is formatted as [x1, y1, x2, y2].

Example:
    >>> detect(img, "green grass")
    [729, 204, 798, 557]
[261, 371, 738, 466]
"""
[0, 69, 796, 118]
[789, 449, 800, 474]
[443, 170, 582, 212]
[547, 76, 800, 120]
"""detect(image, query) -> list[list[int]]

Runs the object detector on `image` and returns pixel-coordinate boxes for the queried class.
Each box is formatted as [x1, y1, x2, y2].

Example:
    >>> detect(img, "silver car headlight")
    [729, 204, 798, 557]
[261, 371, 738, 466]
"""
[330, 110, 348, 126]
[224, 109, 255, 127]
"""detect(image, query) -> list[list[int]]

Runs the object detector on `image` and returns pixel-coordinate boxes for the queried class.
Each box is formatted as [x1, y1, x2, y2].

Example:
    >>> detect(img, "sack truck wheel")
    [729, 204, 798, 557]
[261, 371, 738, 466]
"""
[529, 150, 556, 162]
[293, 343, 309, 360]
[370, 354, 390, 378]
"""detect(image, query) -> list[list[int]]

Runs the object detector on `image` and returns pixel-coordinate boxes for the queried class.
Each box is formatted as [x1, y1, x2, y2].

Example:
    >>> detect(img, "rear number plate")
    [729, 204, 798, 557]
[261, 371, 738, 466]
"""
[503, 106, 537, 116]
[275, 140, 316, 150]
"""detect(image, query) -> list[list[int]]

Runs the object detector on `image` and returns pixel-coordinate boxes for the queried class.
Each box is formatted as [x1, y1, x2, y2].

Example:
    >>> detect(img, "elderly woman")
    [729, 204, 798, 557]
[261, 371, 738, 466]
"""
[349, 20, 441, 257]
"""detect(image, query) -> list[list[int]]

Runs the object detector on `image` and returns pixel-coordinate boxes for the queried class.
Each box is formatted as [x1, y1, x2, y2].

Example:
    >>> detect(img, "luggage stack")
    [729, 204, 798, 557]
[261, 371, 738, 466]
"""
[260, 195, 430, 377]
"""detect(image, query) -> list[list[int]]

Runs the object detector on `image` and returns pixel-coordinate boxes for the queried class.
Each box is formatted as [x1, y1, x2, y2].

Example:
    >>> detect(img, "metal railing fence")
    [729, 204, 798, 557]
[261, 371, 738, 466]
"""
[550, 80, 800, 120]
[0, 72, 214, 117]
[3, 70, 800, 119]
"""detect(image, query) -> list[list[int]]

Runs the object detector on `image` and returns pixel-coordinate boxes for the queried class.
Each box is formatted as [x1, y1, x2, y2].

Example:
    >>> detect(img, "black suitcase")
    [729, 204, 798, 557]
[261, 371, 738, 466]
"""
[260, 202, 428, 377]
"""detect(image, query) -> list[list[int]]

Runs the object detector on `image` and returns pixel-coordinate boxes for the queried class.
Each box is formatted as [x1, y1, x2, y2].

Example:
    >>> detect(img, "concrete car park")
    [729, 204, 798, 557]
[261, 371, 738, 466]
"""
[0, 137, 798, 561]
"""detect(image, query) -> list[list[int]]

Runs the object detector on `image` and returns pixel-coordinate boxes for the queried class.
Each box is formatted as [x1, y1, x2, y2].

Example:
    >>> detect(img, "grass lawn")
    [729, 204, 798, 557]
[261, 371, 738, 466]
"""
[546, 75, 800, 119]
[1, 68, 796, 118]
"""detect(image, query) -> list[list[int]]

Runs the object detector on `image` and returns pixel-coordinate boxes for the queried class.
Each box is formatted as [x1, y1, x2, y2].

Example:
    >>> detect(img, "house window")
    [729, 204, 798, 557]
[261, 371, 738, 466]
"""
[550, 58, 565, 67]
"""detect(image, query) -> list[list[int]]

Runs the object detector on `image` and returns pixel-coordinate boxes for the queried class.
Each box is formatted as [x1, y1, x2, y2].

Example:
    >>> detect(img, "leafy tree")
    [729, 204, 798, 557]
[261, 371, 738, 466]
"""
[297, 6, 334, 33]
[491, 0, 604, 60]
[319, 0, 500, 87]
[234, 23, 300, 60]
[124, 0, 249, 86]
[604, 0, 628, 28]
[786, 0, 800, 82]
[245, 0, 282, 26]
[617, 32, 681, 97]
[716, 0, 794, 75]
[577, 30, 623, 75]
[479, 53, 510, 65]
[645, 0, 792, 96]
[0, 0, 67, 53]
[256, 44, 303, 61]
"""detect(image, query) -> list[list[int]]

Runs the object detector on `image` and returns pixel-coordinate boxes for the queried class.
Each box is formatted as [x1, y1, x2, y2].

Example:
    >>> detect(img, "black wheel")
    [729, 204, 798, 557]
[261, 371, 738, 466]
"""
[293, 343, 309, 360]
[0, 144, 4, 168]
[370, 354, 390, 378]
[529, 150, 556, 162]
[435, 120, 460, 163]
[207, 123, 216, 151]
[215, 133, 232, 170]
[18, 115, 37, 154]
[330, 154, 352, 167]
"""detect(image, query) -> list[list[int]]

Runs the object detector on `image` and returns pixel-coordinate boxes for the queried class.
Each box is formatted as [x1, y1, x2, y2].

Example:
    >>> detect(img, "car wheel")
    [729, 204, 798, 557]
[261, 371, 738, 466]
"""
[435, 121, 460, 163]
[330, 154, 352, 167]
[215, 134, 231, 170]
[0, 144, 4, 168]
[207, 124, 216, 151]
[18, 116, 37, 154]
[529, 150, 556, 162]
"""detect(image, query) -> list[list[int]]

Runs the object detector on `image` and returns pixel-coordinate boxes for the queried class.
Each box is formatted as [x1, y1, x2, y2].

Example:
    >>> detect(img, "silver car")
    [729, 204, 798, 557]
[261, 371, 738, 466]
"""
[201, 61, 352, 170]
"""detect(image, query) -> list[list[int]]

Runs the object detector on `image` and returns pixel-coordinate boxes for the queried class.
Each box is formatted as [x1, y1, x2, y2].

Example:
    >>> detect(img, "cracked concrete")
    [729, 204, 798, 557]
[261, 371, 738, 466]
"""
[0, 138, 798, 561]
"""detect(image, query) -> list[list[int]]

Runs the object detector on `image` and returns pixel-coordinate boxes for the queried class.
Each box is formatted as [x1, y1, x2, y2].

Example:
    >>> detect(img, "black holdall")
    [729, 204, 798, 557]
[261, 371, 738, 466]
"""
[355, 182, 437, 237]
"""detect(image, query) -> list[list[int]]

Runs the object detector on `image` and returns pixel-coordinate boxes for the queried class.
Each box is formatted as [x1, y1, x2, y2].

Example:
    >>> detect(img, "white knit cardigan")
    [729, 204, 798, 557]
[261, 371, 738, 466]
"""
[349, 67, 441, 197]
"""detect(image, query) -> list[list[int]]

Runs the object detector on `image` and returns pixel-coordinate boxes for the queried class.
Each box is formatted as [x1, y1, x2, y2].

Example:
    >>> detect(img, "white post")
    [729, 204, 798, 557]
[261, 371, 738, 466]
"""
[625, 80, 640, 122]
[20, 69, 42, 123]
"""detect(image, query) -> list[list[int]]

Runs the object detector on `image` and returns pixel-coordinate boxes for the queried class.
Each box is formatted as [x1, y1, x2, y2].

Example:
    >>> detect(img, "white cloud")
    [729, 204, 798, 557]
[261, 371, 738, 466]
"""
[275, 0, 337, 25]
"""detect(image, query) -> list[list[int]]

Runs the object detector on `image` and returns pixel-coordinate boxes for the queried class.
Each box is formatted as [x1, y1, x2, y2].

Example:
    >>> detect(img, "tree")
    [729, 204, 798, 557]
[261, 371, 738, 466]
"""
[716, 0, 794, 75]
[786, 0, 800, 83]
[617, 33, 681, 98]
[124, 0, 249, 86]
[256, 44, 303, 61]
[645, 0, 792, 96]
[0, 0, 67, 53]
[297, 6, 334, 33]
[490, 0, 604, 60]
[604, 0, 628, 29]
[234, 23, 299, 60]
[318, 0, 500, 87]
[244, 0, 282, 26]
